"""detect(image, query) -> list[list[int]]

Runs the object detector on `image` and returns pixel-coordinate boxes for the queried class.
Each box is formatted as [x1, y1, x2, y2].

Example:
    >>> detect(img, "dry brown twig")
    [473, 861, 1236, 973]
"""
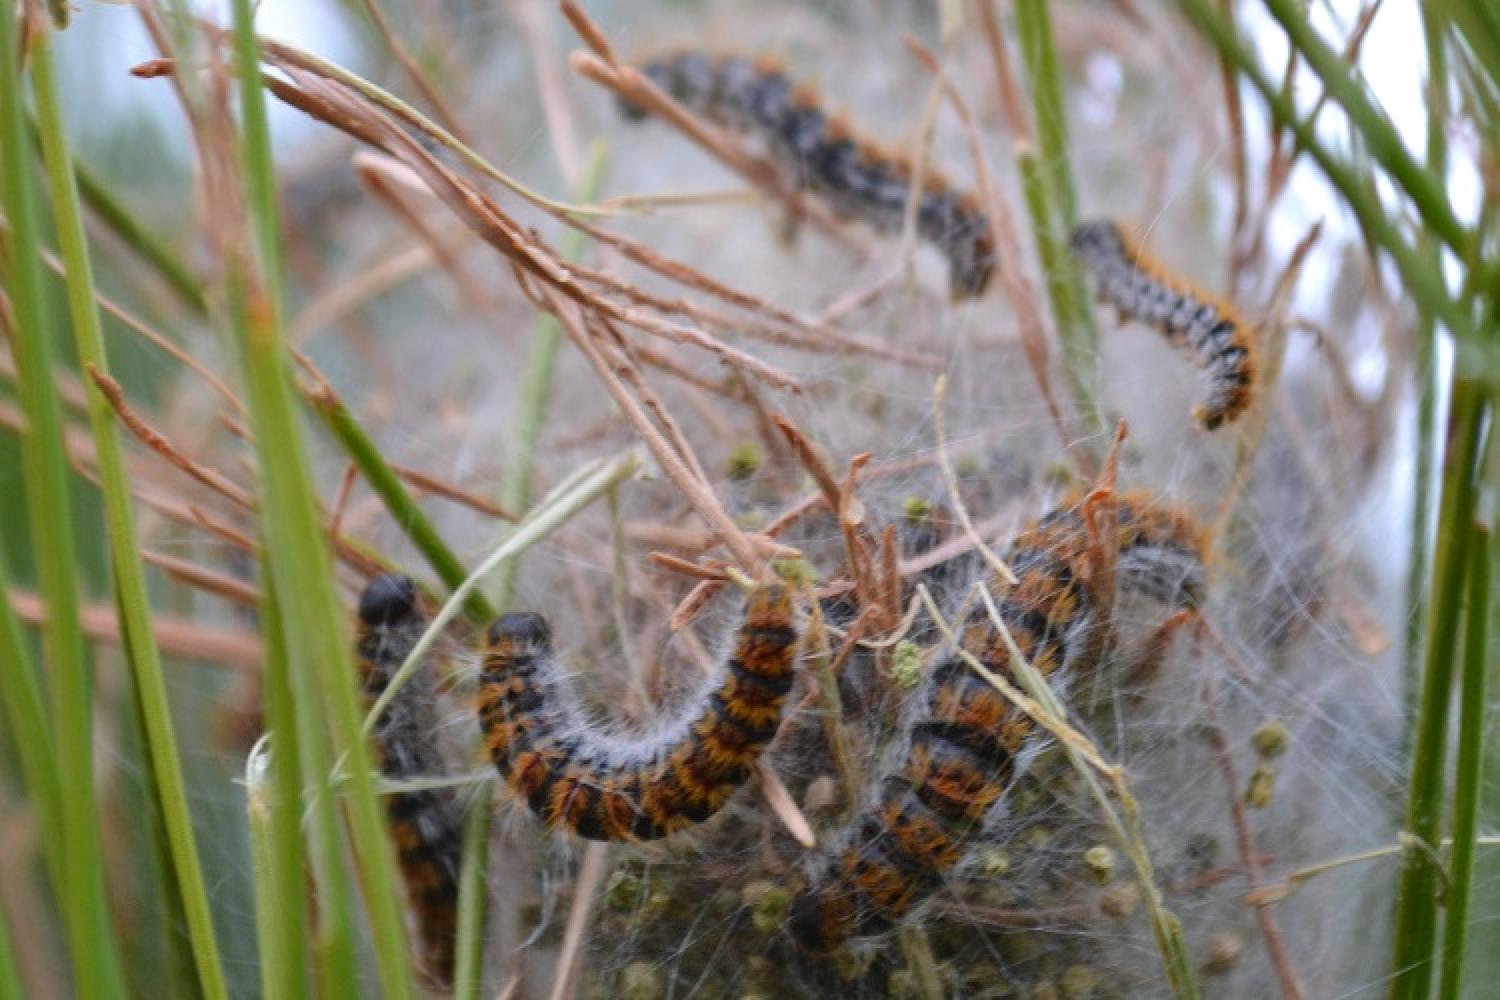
[355, 159, 498, 314]
[8, 588, 262, 670]
[245, 61, 809, 393]
[539, 285, 764, 573]
[90, 367, 258, 511]
[141, 550, 261, 607]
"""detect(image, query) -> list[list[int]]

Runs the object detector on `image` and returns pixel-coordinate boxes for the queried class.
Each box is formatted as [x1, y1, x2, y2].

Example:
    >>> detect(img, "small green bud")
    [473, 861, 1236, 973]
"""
[891, 640, 924, 690]
[1252, 720, 1291, 758]
[725, 440, 763, 480]
[1245, 764, 1277, 808]
[902, 495, 934, 522]
[1082, 845, 1116, 885]
[977, 847, 1011, 877]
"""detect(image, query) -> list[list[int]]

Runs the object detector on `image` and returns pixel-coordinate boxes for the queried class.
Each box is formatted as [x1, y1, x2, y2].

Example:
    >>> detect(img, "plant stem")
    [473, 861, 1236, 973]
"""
[253, 571, 311, 1000]
[451, 782, 493, 999]
[1391, 377, 1490, 999]
[0, 896, 21, 1000]
[1438, 521, 1493, 1000]
[1012, 0, 1102, 423]
[32, 31, 229, 999]
[0, 8, 120, 996]
[1018, 148, 1102, 433]
[0, 547, 65, 901]
[1404, 2, 1451, 747]
[1014, 0, 1079, 225]
[227, 1, 415, 993]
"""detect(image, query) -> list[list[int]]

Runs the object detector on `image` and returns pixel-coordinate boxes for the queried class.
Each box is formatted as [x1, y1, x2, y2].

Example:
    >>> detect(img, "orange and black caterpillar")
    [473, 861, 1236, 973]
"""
[788, 492, 1204, 951]
[619, 51, 997, 298]
[355, 574, 464, 989]
[479, 583, 800, 841]
[1069, 220, 1256, 430]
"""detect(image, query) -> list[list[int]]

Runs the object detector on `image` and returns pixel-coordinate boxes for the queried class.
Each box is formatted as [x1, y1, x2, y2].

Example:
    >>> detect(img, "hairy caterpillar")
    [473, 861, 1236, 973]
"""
[355, 574, 465, 989]
[788, 491, 1205, 951]
[1069, 220, 1256, 430]
[478, 583, 800, 841]
[620, 51, 997, 298]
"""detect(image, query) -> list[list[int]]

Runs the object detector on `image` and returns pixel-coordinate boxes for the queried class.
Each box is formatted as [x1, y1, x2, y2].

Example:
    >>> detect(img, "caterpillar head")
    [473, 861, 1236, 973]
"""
[358, 573, 418, 627]
[1068, 218, 1128, 266]
[487, 611, 553, 656]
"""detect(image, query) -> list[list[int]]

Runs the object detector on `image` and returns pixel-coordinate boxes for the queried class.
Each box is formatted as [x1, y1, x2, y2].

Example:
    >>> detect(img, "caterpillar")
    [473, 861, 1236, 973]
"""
[478, 583, 800, 841]
[619, 51, 997, 299]
[788, 491, 1205, 951]
[1069, 219, 1256, 430]
[355, 574, 465, 990]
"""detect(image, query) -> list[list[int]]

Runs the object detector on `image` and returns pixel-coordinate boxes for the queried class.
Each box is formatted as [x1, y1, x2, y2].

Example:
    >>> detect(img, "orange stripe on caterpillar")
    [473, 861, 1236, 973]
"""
[788, 492, 1204, 951]
[620, 50, 996, 299]
[1069, 220, 1256, 430]
[355, 574, 464, 990]
[479, 583, 800, 842]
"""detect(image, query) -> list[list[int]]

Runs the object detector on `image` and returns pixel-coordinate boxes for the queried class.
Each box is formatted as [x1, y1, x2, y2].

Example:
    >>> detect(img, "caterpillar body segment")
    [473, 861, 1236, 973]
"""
[479, 583, 801, 842]
[1069, 219, 1256, 430]
[622, 50, 997, 298]
[355, 574, 464, 990]
[789, 492, 1204, 951]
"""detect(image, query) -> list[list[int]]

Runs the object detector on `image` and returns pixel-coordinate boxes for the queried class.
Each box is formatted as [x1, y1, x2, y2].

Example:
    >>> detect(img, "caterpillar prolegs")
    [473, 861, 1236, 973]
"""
[788, 492, 1205, 951]
[479, 583, 801, 842]
[1070, 219, 1256, 430]
[620, 51, 997, 299]
[355, 574, 465, 989]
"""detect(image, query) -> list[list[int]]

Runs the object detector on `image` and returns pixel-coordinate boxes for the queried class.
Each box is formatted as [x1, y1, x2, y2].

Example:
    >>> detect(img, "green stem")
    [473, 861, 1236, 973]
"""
[1015, 0, 1079, 226]
[0, 9, 119, 997]
[227, 1, 415, 994]
[1391, 377, 1489, 1000]
[1403, 3, 1451, 750]
[451, 782, 493, 999]
[1012, 0, 1101, 423]
[0, 548, 65, 901]
[31, 33, 228, 1000]
[252, 570, 310, 1000]
[491, 142, 609, 610]
[308, 387, 492, 620]
[1438, 521, 1493, 1000]
[255, 565, 357, 991]
[0, 895, 21, 1000]
[1018, 149, 1102, 432]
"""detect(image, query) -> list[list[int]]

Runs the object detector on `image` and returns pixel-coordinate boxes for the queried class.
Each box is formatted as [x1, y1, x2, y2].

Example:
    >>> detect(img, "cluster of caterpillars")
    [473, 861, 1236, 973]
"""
[353, 485, 1207, 973]
[619, 50, 998, 299]
[348, 54, 1262, 978]
[788, 491, 1206, 951]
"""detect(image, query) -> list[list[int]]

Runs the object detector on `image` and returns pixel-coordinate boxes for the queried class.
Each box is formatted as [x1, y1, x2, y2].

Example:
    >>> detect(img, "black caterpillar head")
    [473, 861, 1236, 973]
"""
[487, 611, 553, 653]
[358, 574, 419, 627]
